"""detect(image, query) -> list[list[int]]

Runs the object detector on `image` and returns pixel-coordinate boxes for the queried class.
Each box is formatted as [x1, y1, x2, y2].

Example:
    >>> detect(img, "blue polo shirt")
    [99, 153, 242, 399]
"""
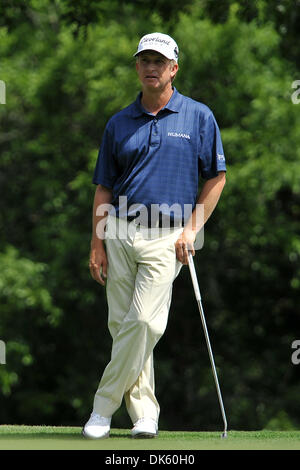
[93, 87, 226, 223]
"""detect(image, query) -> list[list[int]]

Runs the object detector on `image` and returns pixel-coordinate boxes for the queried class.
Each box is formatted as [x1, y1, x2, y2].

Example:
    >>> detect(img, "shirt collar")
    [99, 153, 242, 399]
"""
[131, 87, 182, 118]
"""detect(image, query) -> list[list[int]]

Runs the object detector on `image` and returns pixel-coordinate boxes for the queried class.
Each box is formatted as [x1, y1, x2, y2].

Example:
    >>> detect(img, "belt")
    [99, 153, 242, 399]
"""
[126, 215, 181, 229]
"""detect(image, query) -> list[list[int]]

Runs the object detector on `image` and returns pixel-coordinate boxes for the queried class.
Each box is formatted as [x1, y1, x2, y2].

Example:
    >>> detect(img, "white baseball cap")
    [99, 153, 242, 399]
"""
[134, 32, 179, 62]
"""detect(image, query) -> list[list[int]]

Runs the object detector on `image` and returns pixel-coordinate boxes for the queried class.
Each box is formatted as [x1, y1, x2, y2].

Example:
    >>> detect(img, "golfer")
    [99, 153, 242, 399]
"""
[83, 32, 226, 439]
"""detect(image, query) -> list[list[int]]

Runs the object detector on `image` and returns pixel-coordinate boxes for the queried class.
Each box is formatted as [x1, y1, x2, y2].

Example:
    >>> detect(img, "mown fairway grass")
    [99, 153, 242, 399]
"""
[0, 426, 300, 450]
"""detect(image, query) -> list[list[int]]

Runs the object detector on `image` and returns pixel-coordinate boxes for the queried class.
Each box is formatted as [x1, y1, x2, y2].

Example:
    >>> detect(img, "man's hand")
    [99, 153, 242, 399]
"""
[89, 243, 108, 286]
[175, 171, 226, 265]
[175, 228, 196, 265]
[89, 185, 113, 286]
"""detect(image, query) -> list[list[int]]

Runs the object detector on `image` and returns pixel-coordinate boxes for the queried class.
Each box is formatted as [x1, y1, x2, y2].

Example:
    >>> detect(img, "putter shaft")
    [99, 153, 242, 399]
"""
[188, 252, 228, 438]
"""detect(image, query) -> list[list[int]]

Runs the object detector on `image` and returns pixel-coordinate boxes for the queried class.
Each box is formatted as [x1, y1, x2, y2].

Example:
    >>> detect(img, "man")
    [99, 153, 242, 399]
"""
[83, 32, 226, 439]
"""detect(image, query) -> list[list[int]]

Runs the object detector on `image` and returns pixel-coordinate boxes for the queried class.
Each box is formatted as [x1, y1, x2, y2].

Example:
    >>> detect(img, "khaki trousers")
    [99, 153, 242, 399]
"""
[93, 215, 183, 424]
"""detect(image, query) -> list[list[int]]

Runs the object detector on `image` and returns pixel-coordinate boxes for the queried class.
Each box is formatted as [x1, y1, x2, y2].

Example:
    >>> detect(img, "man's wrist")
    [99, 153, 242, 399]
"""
[184, 225, 199, 235]
[90, 237, 105, 249]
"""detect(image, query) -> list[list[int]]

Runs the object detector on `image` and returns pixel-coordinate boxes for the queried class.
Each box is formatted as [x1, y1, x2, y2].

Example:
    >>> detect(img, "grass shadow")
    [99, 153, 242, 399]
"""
[0, 429, 132, 441]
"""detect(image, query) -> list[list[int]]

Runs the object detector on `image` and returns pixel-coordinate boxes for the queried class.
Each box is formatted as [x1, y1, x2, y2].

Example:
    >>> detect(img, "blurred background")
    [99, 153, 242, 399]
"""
[0, 0, 299, 431]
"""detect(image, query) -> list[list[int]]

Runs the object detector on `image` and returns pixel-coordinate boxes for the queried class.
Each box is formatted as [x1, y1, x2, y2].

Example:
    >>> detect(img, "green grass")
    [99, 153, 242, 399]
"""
[0, 426, 300, 450]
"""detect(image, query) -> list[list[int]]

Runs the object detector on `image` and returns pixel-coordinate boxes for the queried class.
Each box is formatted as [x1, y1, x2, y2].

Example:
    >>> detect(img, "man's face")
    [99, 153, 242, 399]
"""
[136, 51, 178, 92]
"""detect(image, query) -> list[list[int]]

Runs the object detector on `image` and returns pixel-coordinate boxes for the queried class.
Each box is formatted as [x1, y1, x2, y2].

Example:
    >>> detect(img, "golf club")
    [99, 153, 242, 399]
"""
[187, 251, 228, 438]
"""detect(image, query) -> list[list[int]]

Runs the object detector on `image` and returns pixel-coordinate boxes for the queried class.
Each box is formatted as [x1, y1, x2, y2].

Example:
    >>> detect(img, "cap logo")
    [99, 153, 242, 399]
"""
[141, 36, 171, 46]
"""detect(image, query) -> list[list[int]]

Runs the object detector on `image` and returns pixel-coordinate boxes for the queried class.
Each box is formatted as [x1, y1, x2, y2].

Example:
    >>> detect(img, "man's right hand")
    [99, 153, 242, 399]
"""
[89, 242, 108, 286]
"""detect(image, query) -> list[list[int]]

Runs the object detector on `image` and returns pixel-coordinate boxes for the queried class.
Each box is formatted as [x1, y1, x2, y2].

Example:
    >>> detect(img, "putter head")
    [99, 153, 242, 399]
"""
[221, 431, 227, 439]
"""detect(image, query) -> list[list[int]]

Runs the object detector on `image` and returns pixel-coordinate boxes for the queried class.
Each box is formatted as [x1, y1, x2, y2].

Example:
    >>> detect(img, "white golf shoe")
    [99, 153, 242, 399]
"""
[131, 418, 158, 438]
[82, 412, 111, 439]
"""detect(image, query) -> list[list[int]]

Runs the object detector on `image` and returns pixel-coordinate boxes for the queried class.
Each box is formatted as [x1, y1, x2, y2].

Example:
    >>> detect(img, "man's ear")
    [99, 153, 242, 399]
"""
[171, 63, 179, 79]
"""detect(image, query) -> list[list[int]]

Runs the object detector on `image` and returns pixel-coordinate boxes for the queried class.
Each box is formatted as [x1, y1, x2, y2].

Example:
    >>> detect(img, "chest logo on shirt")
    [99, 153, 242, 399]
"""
[167, 132, 191, 140]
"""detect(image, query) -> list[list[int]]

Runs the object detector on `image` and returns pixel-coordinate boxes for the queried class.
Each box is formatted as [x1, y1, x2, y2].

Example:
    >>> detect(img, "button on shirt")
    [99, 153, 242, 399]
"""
[93, 87, 226, 223]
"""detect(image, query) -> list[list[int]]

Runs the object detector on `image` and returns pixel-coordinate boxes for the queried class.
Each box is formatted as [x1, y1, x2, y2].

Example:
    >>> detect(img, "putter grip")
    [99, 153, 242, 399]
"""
[187, 252, 201, 301]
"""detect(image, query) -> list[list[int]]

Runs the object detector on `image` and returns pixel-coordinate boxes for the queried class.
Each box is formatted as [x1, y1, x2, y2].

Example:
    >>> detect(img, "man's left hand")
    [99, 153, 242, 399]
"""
[175, 228, 196, 265]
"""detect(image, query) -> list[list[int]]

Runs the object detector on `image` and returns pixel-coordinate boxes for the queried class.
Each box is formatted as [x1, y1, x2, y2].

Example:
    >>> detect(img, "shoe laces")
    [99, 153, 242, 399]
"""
[134, 417, 156, 426]
[89, 412, 111, 425]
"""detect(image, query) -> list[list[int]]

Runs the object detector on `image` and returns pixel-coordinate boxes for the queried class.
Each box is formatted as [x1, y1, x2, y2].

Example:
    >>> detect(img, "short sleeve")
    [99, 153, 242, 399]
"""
[199, 112, 226, 180]
[92, 123, 118, 188]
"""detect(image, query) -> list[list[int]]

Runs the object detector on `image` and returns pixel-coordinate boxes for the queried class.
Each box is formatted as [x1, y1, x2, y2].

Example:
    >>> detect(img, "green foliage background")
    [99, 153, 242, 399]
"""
[0, 0, 299, 431]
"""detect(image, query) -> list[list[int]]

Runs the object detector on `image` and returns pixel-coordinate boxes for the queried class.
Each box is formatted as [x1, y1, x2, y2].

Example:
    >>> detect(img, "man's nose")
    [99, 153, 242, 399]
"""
[146, 61, 156, 69]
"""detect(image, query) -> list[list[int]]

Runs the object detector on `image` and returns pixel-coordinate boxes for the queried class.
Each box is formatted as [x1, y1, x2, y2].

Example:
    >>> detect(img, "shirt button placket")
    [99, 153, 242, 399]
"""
[150, 118, 160, 147]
